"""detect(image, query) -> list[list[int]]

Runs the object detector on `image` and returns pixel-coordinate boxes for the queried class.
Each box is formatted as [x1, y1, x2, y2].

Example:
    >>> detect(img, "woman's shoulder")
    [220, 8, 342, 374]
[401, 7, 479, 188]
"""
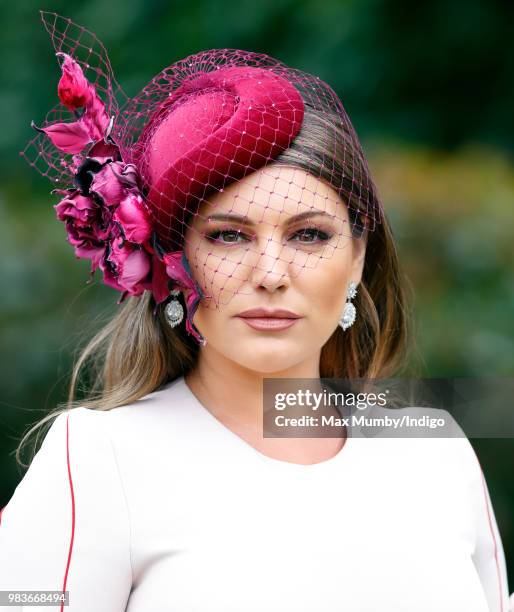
[66, 375, 189, 423]
[26, 376, 190, 465]
[102, 375, 192, 426]
[76, 376, 199, 456]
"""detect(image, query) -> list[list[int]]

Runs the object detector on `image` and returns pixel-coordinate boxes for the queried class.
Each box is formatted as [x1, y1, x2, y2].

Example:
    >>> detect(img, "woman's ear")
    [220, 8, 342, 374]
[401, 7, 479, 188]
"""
[350, 227, 368, 285]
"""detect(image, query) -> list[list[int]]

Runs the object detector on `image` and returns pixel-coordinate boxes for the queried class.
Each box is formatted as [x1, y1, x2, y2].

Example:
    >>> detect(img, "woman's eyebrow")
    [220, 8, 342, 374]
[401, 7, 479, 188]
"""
[204, 211, 337, 224]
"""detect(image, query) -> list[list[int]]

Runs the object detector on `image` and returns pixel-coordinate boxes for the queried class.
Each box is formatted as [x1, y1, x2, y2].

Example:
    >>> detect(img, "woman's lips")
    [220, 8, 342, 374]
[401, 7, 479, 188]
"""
[236, 316, 300, 331]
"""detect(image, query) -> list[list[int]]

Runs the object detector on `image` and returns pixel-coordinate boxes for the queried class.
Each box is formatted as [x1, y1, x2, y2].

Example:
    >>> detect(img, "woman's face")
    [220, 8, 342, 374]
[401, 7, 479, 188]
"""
[183, 163, 367, 374]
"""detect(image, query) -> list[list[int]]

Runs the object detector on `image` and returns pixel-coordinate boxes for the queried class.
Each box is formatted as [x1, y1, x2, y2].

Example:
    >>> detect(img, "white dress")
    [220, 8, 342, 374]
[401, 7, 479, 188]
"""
[0, 375, 512, 611]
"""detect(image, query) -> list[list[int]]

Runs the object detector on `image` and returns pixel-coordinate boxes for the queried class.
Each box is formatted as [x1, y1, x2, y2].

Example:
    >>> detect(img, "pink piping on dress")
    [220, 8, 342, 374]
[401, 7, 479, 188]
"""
[479, 467, 505, 612]
[60, 413, 76, 612]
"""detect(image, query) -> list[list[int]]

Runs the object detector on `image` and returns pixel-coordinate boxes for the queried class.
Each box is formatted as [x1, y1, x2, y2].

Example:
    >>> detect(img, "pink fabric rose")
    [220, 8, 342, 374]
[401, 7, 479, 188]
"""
[89, 162, 141, 207]
[113, 193, 152, 244]
[89, 162, 126, 206]
[54, 190, 115, 271]
[103, 236, 152, 296]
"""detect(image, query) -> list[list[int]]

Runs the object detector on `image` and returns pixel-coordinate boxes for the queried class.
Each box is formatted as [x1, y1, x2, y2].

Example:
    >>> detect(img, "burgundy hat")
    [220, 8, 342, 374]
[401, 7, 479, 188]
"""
[22, 11, 383, 347]
[132, 65, 304, 250]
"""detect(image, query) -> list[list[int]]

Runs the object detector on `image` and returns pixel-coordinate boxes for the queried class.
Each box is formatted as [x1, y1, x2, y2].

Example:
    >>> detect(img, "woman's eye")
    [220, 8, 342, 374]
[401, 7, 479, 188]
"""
[290, 228, 332, 244]
[205, 229, 250, 244]
[205, 226, 332, 246]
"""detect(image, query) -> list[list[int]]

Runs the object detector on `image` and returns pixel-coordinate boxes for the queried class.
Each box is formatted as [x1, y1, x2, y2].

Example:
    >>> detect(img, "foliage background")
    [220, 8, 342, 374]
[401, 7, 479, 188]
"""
[1, 0, 513, 586]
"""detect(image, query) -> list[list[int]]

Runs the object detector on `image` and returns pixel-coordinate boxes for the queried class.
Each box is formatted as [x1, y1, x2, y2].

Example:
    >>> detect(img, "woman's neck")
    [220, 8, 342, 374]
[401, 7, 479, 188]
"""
[184, 345, 324, 430]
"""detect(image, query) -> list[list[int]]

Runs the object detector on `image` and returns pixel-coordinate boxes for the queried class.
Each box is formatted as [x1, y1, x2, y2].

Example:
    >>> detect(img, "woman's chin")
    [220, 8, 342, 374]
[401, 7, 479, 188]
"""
[229, 343, 305, 374]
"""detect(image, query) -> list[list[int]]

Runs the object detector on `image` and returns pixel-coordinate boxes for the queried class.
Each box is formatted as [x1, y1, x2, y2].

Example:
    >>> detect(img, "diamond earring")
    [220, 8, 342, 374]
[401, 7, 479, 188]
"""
[339, 281, 358, 330]
[164, 289, 184, 329]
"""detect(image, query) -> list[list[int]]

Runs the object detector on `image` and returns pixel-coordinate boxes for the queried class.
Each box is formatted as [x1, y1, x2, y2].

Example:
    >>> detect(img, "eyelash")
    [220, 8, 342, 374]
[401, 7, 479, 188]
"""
[204, 225, 334, 246]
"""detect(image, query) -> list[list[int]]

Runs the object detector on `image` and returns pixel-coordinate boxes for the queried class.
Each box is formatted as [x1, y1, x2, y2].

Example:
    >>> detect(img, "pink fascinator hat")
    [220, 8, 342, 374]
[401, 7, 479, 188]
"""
[22, 11, 383, 346]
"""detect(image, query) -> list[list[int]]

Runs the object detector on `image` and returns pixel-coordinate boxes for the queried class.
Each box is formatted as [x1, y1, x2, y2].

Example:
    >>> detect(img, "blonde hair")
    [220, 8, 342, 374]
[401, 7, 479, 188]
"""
[15, 104, 418, 468]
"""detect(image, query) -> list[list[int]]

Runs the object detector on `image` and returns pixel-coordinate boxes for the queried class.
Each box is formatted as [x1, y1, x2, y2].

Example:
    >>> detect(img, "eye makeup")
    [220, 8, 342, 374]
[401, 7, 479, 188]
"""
[203, 222, 335, 247]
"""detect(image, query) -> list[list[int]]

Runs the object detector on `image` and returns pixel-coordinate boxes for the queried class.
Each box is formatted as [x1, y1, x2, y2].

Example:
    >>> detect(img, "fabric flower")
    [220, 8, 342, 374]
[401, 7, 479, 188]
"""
[89, 161, 127, 206]
[87, 139, 121, 164]
[57, 52, 92, 109]
[103, 236, 152, 296]
[32, 53, 110, 154]
[34, 48, 206, 344]
[113, 193, 152, 244]
[53, 189, 115, 271]
[110, 163, 140, 189]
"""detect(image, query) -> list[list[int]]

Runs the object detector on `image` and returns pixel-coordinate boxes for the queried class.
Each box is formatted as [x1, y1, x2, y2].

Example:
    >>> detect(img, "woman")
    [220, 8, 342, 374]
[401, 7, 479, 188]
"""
[0, 11, 511, 612]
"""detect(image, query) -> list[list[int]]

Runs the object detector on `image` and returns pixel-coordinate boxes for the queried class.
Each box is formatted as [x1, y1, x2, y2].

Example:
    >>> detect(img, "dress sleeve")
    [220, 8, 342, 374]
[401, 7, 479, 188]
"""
[0, 407, 132, 611]
[458, 432, 513, 612]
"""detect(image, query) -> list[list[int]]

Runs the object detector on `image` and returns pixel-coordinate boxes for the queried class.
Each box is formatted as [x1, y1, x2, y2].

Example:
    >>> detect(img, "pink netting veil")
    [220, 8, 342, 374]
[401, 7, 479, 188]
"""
[21, 11, 384, 346]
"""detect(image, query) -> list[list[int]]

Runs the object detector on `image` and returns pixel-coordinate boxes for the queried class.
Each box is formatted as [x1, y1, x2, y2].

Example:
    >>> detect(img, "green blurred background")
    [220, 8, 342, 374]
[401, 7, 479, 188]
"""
[1, 0, 513, 585]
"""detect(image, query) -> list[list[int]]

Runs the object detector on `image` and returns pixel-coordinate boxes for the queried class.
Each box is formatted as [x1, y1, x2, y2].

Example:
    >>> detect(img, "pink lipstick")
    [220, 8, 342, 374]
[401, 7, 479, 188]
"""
[235, 307, 302, 332]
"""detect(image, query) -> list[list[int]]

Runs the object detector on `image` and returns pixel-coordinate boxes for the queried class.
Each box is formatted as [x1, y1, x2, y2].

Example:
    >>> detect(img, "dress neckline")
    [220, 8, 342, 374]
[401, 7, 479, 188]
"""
[174, 375, 357, 472]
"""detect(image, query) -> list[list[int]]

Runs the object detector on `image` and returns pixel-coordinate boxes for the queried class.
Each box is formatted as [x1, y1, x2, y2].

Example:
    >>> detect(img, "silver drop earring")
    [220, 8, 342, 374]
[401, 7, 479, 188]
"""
[164, 289, 184, 328]
[339, 281, 358, 330]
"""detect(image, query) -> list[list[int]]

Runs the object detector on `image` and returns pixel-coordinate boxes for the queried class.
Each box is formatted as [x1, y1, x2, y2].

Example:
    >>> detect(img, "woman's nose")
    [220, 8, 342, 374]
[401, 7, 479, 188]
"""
[247, 235, 294, 290]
